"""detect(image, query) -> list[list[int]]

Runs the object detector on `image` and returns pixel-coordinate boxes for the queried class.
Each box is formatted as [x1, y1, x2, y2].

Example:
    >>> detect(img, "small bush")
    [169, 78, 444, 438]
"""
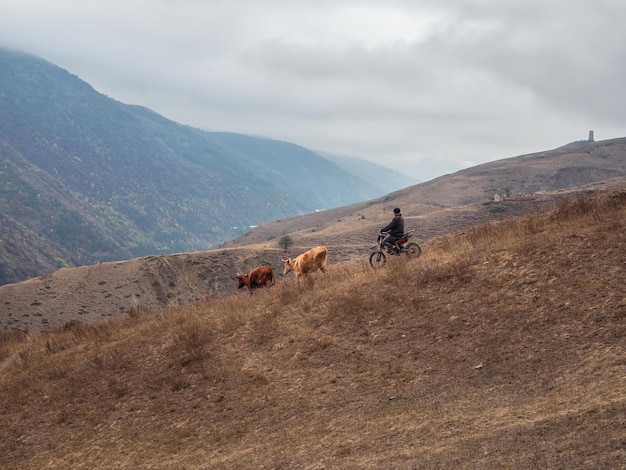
[175, 314, 213, 366]
[127, 303, 151, 320]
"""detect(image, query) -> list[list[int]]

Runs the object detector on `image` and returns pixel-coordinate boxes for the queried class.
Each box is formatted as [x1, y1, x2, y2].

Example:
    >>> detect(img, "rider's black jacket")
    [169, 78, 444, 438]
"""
[381, 213, 404, 239]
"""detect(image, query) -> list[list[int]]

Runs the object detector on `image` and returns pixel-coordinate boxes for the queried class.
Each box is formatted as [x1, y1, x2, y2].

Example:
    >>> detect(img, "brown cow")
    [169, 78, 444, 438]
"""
[236, 266, 275, 294]
[281, 246, 328, 281]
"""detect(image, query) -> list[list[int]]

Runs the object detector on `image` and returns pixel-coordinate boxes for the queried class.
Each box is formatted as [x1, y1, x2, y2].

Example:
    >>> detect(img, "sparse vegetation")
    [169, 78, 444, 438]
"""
[503, 182, 514, 196]
[278, 234, 294, 251]
[1, 189, 625, 468]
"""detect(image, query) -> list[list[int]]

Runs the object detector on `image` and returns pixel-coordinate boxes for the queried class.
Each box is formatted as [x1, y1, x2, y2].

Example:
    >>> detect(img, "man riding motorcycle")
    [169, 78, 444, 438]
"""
[380, 207, 404, 252]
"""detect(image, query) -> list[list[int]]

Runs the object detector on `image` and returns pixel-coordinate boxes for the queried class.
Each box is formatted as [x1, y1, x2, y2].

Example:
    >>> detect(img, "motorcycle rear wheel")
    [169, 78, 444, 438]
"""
[405, 242, 422, 259]
[369, 250, 387, 269]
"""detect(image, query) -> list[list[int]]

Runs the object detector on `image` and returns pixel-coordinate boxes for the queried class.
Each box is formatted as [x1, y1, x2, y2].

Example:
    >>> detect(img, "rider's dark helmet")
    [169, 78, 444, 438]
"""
[393, 207, 401, 214]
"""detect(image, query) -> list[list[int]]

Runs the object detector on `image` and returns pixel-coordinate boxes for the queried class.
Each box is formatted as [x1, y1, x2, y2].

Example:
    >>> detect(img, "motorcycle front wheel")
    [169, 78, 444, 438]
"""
[369, 250, 387, 269]
[405, 242, 422, 259]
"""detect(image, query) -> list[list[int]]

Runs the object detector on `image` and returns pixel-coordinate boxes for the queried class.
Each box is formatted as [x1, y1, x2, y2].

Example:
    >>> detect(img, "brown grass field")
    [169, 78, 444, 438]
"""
[1, 188, 626, 468]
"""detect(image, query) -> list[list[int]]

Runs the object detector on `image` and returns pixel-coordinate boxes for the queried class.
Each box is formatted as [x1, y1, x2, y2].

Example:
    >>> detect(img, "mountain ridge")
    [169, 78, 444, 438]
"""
[0, 47, 410, 285]
[227, 137, 626, 248]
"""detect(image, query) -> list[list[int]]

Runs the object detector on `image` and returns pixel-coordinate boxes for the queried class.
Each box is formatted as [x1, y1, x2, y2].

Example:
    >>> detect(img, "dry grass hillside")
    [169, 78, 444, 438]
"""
[1, 187, 625, 469]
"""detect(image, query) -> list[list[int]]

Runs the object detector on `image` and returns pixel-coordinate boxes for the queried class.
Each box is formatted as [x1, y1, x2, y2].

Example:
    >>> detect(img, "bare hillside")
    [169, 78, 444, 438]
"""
[228, 137, 626, 246]
[1, 188, 625, 468]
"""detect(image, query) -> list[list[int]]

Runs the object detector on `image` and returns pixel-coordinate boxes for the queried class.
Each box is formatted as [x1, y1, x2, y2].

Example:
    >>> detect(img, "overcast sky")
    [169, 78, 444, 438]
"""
[1, 0, 625, 181]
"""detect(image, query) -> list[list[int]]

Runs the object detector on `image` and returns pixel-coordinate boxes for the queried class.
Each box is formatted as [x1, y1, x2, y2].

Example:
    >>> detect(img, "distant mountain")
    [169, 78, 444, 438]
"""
[0, 48, 388, 285]
[319, 152, 419, 194]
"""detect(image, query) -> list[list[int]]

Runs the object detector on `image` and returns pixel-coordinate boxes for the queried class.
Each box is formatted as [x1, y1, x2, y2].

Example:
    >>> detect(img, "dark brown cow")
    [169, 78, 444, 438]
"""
[236, 266, 275, 294]
[281, 246, 328, 281]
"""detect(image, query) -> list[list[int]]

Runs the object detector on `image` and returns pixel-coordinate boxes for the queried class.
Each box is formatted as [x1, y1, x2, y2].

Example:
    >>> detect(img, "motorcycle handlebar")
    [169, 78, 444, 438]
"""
[378, 229, 414, 236]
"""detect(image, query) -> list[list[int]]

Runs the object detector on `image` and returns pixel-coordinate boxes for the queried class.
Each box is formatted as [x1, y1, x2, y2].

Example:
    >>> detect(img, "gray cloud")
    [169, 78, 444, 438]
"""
[1, 0, 624, 181]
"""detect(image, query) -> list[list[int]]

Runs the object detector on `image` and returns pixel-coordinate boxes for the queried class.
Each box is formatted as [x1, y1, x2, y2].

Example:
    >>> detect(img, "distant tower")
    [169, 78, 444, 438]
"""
[588, 130, 595, 142]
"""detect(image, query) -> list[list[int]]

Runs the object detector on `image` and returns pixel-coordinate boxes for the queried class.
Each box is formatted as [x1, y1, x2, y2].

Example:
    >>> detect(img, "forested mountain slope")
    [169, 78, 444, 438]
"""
[0, 48, 384, 284]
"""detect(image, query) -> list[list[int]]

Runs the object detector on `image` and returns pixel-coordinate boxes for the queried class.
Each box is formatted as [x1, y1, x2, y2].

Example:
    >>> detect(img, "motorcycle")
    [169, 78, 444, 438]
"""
[369, 230, 422, 268]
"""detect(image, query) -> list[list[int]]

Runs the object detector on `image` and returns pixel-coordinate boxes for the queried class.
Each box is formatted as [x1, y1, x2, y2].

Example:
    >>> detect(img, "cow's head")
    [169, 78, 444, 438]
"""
[281, 258, 293, 275]
[236, 272, 247, 289]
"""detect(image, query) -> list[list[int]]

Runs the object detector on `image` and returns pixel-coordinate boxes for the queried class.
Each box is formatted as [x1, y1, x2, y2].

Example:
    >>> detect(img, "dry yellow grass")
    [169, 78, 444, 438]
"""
[1, 189, 626, 469]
